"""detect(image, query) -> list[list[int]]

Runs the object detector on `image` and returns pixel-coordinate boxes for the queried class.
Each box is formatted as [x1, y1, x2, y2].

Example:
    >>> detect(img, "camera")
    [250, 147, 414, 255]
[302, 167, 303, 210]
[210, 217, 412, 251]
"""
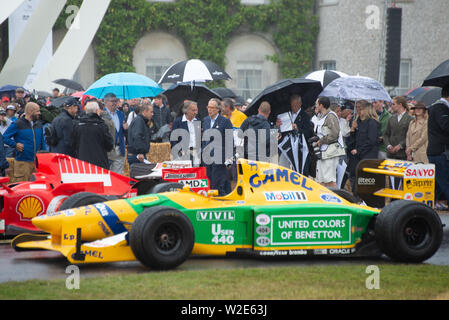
[308, 136, 322, 160]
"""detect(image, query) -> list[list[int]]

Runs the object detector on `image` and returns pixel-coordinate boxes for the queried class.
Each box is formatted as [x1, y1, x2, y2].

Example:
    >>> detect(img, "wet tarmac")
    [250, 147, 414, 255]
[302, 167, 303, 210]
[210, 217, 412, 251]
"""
[1, 214, 448, 284]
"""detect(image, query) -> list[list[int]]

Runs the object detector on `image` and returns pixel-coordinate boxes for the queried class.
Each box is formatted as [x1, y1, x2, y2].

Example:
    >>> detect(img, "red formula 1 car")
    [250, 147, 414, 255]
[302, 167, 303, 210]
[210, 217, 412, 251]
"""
[0, 153, 209, 236]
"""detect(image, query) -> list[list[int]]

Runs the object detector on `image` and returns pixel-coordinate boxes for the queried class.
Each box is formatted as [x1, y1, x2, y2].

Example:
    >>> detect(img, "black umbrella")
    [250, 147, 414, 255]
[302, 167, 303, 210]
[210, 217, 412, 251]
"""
[162, 82, 221, 119]
[48, 96, 80, 108]
[301, 70, 348, 88]
[212, 87, 237, 99]
[414, 87, 442, 107]
[244, 78, 323, 121]
[405, 87, 430, 101]
[422, 59, 449, 87]
[234, 95, 246, 106]
[53, 78, 85, 91]
[159, 59, 231, 84]
[36, 91, 52, 98]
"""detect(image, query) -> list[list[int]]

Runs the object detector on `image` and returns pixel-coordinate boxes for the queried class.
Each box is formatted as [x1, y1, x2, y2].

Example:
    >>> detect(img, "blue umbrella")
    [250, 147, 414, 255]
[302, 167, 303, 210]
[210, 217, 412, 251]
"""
[0, 85, 26, 98]
[85, 72, 163, 99]
[320, 76, 392, 102]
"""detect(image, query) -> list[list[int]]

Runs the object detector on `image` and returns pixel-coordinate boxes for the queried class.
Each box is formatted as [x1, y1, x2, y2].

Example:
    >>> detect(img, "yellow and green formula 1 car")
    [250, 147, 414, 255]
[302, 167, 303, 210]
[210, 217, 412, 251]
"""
[12, 159, 444, 270]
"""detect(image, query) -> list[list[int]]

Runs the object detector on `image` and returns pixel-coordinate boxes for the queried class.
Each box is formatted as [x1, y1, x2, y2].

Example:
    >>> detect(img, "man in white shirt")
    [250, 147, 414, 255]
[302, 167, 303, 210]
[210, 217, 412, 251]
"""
[104, 93, 127, 174]
[171, 101, 200, 165]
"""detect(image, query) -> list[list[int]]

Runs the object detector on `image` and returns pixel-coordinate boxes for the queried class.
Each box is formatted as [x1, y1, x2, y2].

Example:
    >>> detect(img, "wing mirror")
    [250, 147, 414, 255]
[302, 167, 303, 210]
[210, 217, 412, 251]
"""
[0, 177, 10, 184]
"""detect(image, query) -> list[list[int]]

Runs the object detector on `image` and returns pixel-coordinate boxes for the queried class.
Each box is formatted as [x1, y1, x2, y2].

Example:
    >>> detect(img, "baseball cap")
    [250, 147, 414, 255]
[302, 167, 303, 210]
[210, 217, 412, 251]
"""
[2, 96, 9, 102]
[0, 109, 6, 115]
[63, 97, 79, 107]
[6, 105, 16, 111]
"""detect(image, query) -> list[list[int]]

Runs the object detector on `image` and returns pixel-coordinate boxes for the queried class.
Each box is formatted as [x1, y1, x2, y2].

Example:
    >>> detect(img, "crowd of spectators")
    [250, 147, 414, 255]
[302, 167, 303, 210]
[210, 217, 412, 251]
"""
[0, 83, 447, 209]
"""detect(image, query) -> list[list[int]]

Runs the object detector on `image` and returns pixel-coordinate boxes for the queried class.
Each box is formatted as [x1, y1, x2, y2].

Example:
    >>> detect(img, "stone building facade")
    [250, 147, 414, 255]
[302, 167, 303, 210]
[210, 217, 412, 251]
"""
[316, 0, 449, 94]
[2, 0, 448, 98]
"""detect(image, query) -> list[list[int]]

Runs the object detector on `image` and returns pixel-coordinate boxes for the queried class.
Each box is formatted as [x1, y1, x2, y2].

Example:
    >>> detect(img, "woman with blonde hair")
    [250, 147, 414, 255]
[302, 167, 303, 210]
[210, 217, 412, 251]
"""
[351, 100, 380, 160]
[406, 101, 428, 163]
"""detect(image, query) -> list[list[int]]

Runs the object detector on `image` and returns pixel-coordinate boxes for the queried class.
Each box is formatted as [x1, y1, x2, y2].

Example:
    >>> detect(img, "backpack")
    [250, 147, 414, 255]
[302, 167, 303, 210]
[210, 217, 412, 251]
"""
[44, 124, 58, 146]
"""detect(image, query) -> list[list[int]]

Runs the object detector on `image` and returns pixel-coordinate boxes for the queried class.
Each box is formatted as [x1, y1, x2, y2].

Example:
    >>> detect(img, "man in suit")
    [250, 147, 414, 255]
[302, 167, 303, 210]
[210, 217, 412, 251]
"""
[104, 93, 127, 174]
[202, 98, 233, 195]
[384, 96, 413, 160]
[427, 84, 449, 209]
[127, 102, 154, 166]
[276, 94, 314, 176]
[171, 100, 200, 165]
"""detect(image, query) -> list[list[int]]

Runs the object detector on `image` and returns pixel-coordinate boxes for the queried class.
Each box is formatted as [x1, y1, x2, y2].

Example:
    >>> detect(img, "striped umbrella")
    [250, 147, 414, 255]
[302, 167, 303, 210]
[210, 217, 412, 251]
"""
[158, 59, 231, 84]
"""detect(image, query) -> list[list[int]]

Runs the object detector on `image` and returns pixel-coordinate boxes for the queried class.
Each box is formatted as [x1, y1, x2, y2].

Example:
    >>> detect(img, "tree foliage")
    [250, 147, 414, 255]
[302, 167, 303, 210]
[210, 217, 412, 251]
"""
[56, 0, 318, 81]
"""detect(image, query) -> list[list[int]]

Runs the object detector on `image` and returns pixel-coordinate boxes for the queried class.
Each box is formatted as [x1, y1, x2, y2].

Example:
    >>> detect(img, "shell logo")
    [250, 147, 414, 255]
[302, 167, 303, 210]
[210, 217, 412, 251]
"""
[16, 195, 45, 220]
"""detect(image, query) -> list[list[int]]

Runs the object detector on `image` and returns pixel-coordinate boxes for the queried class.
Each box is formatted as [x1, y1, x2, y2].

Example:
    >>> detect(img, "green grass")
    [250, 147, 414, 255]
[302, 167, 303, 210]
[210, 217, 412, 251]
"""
[1, 264, 449, 300]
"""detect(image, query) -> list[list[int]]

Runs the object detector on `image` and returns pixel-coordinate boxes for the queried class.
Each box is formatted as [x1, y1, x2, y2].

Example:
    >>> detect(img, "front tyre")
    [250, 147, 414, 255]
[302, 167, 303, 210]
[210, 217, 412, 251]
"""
[150, 182, 184, 194]
[375, 200, 443, 262]
[130, 206, 194, 270]
[58, 192, 111, 211]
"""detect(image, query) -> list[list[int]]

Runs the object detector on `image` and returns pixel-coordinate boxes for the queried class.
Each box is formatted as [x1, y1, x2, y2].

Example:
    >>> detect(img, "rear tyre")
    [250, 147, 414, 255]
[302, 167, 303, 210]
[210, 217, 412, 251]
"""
[328, 188, 359, 204]
[130, 206, 194, 270]
[58, 192, 110, 210]
[150, 182, 184, 194]
[375, 200, 443, 262]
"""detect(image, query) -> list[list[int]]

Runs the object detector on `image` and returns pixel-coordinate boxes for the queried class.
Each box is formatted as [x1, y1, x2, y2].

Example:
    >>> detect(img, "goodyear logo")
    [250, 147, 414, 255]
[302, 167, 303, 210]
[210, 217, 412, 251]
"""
[16, 195, 45, 220]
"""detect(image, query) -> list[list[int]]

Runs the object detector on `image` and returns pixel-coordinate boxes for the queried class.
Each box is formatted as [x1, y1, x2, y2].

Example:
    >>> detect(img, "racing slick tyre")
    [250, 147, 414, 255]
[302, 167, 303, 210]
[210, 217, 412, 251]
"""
[150, 182, 184, 194]
[130, 206, 194, 270]
[328, 188, 359, 204]
[375, 200, 443, 263]
[58, 192, 111, 211]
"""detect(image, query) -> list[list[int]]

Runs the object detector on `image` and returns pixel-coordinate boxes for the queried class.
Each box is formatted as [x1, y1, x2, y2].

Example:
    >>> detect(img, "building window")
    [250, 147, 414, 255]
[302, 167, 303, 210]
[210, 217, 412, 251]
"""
[320, 60, 336, 71]
[399, 59, 411, 89]
[146, 59, 172, 83]
[237, 62, 263, 100]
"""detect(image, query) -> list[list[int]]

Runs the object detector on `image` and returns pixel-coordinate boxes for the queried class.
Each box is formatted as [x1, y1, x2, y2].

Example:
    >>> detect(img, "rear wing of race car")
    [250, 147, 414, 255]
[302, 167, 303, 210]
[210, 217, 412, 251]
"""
[355, 159, 435, 208]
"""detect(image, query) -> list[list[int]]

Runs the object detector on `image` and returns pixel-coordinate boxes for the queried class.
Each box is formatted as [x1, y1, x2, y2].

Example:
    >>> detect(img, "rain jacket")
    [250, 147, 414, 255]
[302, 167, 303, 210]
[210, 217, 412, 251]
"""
[71, 113, 113, 169]
[240, 114, 272, 161]
[3, 117, 44, 162]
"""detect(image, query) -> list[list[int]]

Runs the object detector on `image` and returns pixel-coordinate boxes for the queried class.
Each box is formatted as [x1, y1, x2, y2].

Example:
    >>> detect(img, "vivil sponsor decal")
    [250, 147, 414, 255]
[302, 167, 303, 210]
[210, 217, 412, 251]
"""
[264, 191, 307, 201]
[249, 168, 313, 190]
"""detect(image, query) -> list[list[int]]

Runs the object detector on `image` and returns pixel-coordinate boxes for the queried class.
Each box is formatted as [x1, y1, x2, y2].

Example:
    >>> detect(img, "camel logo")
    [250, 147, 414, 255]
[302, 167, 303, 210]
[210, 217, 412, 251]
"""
[16, 195, 45, 220]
